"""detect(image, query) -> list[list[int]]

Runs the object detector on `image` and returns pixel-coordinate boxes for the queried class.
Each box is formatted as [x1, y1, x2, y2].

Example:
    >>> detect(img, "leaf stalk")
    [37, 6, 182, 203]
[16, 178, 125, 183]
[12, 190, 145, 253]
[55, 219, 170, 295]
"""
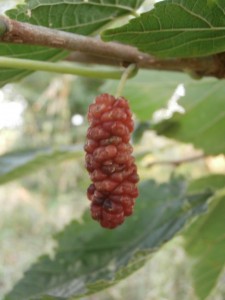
[0, 56, 135, 80]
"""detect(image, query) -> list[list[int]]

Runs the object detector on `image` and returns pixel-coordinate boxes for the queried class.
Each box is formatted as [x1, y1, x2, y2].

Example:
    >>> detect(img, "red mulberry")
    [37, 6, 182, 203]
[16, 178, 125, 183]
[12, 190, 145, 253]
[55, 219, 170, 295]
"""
[84, 94, 139, 229]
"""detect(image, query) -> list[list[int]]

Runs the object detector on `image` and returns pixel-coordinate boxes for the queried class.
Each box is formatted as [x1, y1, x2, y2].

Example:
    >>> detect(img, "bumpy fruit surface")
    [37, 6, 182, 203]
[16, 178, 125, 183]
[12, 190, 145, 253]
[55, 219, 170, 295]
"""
[84, 94, 139, 229]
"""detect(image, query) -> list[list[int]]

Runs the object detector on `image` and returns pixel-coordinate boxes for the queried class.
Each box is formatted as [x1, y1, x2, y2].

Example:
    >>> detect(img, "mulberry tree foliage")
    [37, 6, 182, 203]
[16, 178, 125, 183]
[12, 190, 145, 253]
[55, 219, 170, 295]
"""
[1, 0, 225, 300]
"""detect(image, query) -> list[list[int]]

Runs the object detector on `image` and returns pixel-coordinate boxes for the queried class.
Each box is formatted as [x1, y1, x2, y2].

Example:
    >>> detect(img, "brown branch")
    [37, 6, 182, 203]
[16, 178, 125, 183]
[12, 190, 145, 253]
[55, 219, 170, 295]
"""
[66, 52, 123, 67]
[1, 15, 225, 79]
[147, 154, 205, 168]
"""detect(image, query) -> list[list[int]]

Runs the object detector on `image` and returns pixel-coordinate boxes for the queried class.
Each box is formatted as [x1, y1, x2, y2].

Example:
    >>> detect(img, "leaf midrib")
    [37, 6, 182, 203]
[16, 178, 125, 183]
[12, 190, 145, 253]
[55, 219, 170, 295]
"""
[106, 27, 225, 36]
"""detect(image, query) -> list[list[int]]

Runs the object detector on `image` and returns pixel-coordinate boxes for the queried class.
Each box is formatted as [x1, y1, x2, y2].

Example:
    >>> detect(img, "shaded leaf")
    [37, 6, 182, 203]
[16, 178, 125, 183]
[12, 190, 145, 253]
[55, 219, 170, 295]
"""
[5, 177, 212, 300]
[154, 78, 225, 155]
[0, 145, 82, 185]
[0, 0, 145, 86]
[100, 70, 190, 120]
[188, 174, 225, 193]
[185, 175, 225, 300]
[132, 121, 151, 144]
[102, 0, 225, 58]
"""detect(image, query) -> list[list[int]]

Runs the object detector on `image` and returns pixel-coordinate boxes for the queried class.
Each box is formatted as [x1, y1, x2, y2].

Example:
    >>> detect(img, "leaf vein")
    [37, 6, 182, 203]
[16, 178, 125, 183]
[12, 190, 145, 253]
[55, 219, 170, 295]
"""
[172, 2, 213, 28]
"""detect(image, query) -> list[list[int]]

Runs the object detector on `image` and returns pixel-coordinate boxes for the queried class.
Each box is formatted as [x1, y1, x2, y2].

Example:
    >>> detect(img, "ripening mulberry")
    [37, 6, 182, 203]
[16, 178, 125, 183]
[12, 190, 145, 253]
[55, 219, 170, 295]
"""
[84, 94, 139, 229]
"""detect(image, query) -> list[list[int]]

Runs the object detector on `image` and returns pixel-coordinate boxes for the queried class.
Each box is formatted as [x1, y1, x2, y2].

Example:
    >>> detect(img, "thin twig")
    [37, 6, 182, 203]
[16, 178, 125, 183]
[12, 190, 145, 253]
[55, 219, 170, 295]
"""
[0, 15, 225, 79]
[0, 15, 150, 64]
[147, 154, 205, 168]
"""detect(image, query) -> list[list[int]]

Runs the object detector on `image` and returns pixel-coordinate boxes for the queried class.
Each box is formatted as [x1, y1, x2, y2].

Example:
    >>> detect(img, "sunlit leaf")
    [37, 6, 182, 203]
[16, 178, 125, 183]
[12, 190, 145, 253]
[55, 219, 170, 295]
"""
[102, 0, 225, 58]
[0, 0, 145, 86]
[186, 175, 225, 300]
[154, 78, 225, 155]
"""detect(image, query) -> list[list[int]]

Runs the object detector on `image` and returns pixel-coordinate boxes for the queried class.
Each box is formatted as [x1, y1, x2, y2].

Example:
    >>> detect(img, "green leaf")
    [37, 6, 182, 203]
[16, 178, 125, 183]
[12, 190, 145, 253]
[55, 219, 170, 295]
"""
[102, 0, 225, 58]
[154, 78, 225, 155]
[0, 0, 145, 86]
[185, 175, 225, 300]
[5, 177, 212, 300]
[100, 70, 190, 120]
[188, 174, 225, 193]
[0, 145, 82, 185]
[132, 121, 151, 144]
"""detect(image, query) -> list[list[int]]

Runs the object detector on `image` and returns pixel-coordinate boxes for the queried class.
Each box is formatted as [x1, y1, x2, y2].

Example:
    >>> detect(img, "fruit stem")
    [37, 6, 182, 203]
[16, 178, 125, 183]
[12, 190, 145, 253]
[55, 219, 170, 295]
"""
[0, 56, 134, 80]
[116, 64, 138, 97]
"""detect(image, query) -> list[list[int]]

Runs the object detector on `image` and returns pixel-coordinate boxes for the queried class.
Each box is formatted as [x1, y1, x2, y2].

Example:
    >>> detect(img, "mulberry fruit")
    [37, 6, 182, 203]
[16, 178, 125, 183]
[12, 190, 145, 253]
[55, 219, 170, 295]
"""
[84, 94, 139, 229]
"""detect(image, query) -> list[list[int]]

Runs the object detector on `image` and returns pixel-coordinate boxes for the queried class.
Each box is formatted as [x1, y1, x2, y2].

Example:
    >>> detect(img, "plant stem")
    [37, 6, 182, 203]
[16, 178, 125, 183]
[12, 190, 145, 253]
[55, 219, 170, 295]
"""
[147, 154, 205, 168]
[0, 56, 135, 80]
[0, 15, 147, 63]
[0, 16, 225, 79]
[0, 16, 224, 79]
[116, 64, 137, 97]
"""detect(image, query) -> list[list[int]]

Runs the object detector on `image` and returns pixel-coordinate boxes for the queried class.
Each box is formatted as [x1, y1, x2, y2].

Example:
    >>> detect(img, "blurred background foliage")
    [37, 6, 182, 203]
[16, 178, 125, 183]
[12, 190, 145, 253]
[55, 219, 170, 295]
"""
[1, 70, 225, 300]
[0, 0, 225, 300]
